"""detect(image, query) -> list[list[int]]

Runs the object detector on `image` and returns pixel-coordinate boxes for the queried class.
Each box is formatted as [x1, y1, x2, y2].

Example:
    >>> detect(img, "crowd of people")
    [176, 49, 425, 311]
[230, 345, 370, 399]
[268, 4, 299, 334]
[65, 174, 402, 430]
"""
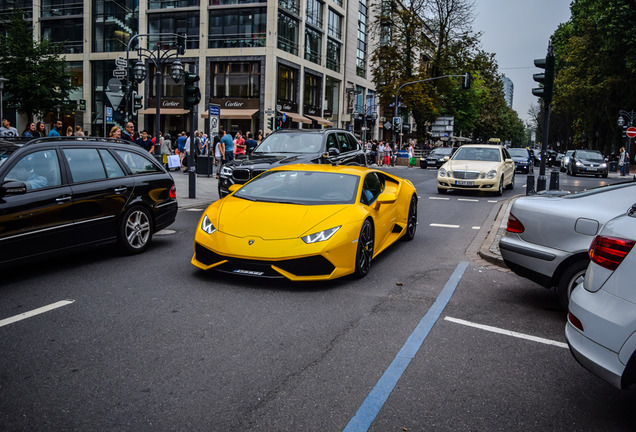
[363, 139, 418, 167]
[0, 117, 86, 138]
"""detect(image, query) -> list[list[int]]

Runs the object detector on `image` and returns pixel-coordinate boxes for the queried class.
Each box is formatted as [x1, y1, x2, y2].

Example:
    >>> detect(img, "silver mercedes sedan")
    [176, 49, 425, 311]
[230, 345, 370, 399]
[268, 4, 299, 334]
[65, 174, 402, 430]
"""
[499, 181, 636, 308]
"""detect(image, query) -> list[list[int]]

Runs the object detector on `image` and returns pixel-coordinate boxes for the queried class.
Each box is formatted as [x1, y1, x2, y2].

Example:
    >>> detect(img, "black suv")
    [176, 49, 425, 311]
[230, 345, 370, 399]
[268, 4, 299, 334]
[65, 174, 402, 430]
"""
[0, 137, 178, 267]
[218, 129, 366, 197]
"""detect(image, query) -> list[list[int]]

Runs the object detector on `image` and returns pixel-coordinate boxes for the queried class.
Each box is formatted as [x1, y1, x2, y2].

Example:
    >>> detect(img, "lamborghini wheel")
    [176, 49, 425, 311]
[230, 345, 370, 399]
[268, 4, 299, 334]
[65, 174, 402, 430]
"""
[402, 195, 417, 241]
[354, 220, 374, 278]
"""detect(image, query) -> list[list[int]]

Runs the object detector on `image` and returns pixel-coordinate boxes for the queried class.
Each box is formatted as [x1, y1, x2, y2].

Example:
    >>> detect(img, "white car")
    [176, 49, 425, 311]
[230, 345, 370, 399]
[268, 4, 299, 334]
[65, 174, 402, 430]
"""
[566, 205, 636, 389]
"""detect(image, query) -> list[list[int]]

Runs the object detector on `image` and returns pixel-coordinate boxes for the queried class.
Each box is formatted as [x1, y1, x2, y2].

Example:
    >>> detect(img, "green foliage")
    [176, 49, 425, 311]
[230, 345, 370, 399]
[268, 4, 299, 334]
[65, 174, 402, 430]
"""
[0, 9, 77, 121]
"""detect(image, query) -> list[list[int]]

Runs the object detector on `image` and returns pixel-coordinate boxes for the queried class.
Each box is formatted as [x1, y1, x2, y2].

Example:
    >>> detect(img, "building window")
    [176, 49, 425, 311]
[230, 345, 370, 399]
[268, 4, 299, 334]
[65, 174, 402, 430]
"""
[148, 11, 199, 49]
[356, 0, 367, 77]
[278, 0, 299, 15]
[148, 62, 191, 98]
[209, 8, 266, 48]
[277, 12, 299, 56]
[327, 9, 341, 40]
[149, 0, 198, 9]
[326, 38, 340, 72]
[41, 18, 83, 53]
[304, 27, 322, 65]
[0, 1, 32, 24]
[331, 0, 342, 7]
[304, 73, 322, 109]
[211, 62, 261, 98]
[277, 64, 298, 104]
[325, 76, 339, 123]
[306, 0, 323, 29]
[41, 0, 83, 17]
[92, 0, 138, 53]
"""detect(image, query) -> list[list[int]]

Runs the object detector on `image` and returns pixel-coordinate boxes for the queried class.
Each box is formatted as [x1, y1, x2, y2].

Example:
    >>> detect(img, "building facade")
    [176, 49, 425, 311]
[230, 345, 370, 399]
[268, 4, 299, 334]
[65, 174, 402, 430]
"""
[0, 0, 380, 139]
[502, 75, 513, 109]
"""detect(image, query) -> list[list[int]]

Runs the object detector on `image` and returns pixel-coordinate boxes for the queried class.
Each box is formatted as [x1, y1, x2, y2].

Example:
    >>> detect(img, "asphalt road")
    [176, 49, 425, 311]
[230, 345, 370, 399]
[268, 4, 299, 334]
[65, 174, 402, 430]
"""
[1, 167, 634, 431]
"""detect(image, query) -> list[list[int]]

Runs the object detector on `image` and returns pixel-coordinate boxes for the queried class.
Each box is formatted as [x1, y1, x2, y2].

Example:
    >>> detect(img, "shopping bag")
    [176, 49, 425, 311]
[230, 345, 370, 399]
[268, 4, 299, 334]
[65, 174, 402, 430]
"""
[167, 154, 181, 169]
[409, 157, 417, 166]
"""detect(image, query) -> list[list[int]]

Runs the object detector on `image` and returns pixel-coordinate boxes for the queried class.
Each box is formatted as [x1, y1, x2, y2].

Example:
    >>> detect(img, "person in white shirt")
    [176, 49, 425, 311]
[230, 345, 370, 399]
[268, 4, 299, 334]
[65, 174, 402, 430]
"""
[0, 117, 18, 137]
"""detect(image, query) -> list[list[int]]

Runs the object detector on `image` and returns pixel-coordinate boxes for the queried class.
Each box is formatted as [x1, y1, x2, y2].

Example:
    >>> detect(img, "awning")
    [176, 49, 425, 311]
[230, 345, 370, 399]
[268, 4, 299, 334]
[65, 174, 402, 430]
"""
[304, 114, 333, 127]
[200, 109, 258, 119]
[280, 110, 312, 124]
[137, 108, 190, 115]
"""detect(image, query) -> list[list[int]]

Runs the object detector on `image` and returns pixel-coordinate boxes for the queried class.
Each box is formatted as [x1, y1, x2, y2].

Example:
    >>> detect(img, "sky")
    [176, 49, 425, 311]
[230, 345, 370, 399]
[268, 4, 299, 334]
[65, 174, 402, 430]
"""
[472, 0, 572, 123]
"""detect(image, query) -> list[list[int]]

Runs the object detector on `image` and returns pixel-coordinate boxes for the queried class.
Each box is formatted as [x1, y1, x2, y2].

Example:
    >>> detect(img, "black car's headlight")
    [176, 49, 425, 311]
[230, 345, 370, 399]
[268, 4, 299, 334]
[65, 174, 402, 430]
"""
[201, 214, 216, 234]
[220, 166, 233, 176]
[301, 226, 341, 244]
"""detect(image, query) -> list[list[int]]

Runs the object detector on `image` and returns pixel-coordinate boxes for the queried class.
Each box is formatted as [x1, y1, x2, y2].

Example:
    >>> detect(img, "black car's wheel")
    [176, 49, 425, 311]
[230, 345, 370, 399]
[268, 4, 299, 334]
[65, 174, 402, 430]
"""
[602, 172, 608, 178]
[557, 258, 588, 309]
[354, 220, 374, 278]
[402, 195, 418, 241]
[119, 205, 153, 254]
[495, 175, 504, 196]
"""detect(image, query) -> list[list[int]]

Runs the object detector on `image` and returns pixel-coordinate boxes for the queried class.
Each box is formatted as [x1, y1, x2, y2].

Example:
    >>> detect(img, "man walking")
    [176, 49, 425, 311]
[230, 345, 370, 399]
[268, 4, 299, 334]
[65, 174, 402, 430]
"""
[48, 119, 63, 136]
[0, 117, 18, 137]
[122, 121, 135, 142]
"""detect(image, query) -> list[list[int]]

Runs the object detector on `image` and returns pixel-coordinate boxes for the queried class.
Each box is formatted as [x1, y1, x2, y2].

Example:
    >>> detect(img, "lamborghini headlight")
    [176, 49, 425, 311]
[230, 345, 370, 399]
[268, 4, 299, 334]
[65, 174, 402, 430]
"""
[486, 170, 498, 179]
[201, 214, 216, 234]
[301, 226, 341, 244]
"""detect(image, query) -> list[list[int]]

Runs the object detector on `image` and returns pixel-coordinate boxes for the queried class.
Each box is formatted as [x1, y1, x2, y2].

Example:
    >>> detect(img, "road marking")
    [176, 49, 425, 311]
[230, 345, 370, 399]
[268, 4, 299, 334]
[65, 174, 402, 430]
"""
[429, 197, 449, 200]
[430, 223, 460, 228]
[344, 262, 469, 432]
[444, 316, 568, 349]
[487, 200, 498, 203]
[155, 229, 176, 236]
[472, 226, 480, 230]
[457, 198, 479, 202]
[0, 300, 75, 328]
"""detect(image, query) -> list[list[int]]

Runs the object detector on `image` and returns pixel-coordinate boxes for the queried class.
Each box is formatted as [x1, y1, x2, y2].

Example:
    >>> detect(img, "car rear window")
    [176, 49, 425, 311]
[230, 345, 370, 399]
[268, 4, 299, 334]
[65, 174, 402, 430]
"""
[115, 150, 162, 174]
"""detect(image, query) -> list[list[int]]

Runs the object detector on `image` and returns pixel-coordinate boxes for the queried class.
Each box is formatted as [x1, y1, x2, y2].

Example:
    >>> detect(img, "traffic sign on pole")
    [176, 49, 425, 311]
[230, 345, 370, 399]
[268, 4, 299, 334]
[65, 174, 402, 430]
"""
[626, 127, 636, 138]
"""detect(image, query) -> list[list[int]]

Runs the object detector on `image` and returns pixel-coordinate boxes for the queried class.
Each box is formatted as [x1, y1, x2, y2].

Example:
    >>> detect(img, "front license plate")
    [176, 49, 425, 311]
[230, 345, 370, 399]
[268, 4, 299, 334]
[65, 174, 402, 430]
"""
[587, 167, 597, 171]
[455, 180, 474, 186]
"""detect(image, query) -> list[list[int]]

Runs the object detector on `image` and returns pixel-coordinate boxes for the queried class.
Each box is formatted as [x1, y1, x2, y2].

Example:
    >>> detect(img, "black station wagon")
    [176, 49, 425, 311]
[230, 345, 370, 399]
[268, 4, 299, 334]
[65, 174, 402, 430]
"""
[218, 129, 366, 197]
[0, 137, 178, 267]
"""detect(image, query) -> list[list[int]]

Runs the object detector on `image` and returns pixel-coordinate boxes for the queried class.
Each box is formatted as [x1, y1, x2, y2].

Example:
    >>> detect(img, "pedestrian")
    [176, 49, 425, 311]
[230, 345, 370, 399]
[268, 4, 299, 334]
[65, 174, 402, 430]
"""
[109, 125, 121, 138]
[0, 117, 19, 137]
[66, 126, 74, 136]
[234, 130, 246, 157]
[136, 130, 155, 153]
[122, 121, 135, 142]
[214, 134, 224, 178]
[161, 133, 172, 167]
[384, 142, 391, 166]
[619, 146, 629, 176]
[48, 119, 63, 136]
[176, 131, 187, 167]
[34, 121, 47, 137]
[21, 121, 36, 137]
[220, 129, 234, 162]
[74, 125, 85, 136]
[377, 141, 385, 166]
[244, 131, 258, 153]
[408, 140, 416, 168]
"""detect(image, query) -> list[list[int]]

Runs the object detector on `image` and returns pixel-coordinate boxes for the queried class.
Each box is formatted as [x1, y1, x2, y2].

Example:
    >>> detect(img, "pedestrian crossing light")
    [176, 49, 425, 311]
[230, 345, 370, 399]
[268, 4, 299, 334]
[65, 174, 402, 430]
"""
[184, 72, 201, 109]
[132, 91, 143, 115]
[532, 49, 555, 105]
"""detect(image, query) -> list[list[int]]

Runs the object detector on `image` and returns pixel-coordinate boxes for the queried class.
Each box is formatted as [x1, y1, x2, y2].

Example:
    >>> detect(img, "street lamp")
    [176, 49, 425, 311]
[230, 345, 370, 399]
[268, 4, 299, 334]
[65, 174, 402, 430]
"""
[617, 109, 635, 174]
[0, 77, 8, 123]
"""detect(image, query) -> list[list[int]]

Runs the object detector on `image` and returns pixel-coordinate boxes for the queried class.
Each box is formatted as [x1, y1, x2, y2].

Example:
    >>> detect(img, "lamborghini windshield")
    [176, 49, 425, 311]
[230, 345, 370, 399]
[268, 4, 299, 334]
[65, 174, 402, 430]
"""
[234, 170, 359, 205]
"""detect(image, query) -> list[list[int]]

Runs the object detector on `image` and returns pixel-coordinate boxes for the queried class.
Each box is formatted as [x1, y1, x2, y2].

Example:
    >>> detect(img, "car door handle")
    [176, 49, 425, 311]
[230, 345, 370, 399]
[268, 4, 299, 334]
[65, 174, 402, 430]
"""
[114, 187, 128, 194]
[55, 195, 72, 203]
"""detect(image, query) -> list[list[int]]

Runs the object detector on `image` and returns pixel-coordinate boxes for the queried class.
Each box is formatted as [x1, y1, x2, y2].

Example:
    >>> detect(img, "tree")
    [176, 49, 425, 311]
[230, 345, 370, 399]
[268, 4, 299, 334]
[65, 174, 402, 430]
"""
[0, 9, 77, 122]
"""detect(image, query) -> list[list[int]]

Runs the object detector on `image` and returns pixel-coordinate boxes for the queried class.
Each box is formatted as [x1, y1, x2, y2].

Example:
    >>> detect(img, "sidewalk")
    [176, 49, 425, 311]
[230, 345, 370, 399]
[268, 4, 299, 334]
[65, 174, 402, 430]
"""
[170, 168, 220, 209]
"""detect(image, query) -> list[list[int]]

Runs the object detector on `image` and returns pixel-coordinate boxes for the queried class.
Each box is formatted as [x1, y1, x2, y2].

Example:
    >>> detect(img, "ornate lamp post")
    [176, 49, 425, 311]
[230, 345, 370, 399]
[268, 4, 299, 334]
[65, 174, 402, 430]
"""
[617, 109, 635, 175]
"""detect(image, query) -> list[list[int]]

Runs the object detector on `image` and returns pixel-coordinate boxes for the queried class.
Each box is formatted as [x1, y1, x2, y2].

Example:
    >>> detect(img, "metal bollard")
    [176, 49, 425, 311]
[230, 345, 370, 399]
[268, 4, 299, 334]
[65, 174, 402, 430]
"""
[526, 172, 535, 195]
[549, 170, 559, 190]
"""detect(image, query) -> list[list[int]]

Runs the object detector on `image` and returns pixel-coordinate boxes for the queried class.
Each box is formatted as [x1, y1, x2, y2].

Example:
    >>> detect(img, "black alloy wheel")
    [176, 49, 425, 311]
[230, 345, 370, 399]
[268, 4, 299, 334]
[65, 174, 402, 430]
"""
[354, 220, 374, 278]
[402, 195, 418, 241]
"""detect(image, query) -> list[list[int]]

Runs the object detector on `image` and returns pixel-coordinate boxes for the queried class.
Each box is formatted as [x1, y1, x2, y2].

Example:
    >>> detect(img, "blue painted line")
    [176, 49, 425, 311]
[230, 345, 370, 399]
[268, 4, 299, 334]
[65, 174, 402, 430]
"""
[343, 261, 469, 432]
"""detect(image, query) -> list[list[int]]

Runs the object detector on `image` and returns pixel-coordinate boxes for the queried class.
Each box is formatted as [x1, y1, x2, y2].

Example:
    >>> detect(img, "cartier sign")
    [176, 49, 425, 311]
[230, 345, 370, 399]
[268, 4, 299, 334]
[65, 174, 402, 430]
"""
[210, 98, 259, 109]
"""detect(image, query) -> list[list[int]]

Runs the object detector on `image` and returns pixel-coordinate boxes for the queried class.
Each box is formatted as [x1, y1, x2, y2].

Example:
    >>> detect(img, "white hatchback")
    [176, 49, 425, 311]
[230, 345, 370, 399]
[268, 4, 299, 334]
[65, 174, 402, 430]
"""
[566, 205, 636, 389]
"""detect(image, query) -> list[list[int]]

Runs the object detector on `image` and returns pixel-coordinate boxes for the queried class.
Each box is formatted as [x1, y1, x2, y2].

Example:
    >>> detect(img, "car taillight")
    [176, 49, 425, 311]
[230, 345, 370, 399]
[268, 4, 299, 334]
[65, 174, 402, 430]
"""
[169, 184, 177, 199]
[506, 213, 524, 233]
[589, 235, 635, 271]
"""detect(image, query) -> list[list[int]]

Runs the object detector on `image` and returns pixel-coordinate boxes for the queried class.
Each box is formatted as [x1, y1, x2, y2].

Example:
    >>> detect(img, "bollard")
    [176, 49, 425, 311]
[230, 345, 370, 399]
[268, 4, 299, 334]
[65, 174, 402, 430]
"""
[526, 172, 535, 195]
[549, 170, 559, 190]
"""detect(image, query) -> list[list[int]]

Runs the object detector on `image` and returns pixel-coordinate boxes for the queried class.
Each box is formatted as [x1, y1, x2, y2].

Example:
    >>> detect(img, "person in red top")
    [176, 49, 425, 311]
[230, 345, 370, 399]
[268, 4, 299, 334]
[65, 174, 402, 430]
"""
[233, 130, 246, 157]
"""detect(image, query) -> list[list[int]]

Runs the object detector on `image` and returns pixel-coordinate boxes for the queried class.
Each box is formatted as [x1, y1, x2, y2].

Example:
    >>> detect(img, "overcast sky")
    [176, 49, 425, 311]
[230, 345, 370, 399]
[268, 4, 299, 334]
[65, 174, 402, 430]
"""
[472, 0, 572, 123]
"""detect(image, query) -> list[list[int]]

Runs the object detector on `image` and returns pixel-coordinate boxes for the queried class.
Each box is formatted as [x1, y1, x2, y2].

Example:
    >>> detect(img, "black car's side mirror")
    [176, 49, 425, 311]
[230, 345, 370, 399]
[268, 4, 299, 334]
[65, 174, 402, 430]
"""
[0, 181, 27, 196]
[327, 147, 340, 157]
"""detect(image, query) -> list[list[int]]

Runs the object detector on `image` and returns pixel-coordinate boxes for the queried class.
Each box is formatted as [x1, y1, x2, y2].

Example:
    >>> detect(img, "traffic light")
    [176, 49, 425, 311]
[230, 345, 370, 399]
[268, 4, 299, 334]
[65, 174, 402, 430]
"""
[393, 116, 401, 128]
[132, 91, 143, 115]
[267, 117, 274, 130]
[276, 116, 282, 130]
[462, 72, 471, 90]
[532, 50, 555, 104]
[177, 32, 187, 55]
[184, 72, 201, 109]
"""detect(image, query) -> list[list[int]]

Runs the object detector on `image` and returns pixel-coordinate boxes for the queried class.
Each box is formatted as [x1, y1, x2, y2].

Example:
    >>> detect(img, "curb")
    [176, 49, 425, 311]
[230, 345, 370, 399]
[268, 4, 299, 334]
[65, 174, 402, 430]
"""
[474, 195, 520, 268]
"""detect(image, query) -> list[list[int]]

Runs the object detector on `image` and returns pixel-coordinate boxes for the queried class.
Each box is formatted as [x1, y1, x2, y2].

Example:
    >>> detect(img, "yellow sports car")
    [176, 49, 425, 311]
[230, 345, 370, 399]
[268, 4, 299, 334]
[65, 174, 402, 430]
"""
[436, 144, 515, 195]
[191, 164, 418, 281]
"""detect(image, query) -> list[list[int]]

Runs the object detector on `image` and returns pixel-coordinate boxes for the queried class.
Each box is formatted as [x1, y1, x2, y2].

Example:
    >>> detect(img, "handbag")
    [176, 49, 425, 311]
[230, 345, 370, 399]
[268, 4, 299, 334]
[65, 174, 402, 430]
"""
[167, 154, 181, 169]
[409, 157, 417, 166]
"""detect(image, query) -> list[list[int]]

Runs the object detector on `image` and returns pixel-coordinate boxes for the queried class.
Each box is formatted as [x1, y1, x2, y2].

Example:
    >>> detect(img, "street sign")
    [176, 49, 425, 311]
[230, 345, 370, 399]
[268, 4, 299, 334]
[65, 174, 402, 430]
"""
[209, 103, 220, 134]
[115, 56, 127, 68]
[626, 127, 636, 138]
[113, 68, 126, 79]
[393, 117, 401, 125]
[106, 107, 113, 122]
[265, 108, 274, 115]
[384, 122, 392, 130]
[282, 113, 286, 122]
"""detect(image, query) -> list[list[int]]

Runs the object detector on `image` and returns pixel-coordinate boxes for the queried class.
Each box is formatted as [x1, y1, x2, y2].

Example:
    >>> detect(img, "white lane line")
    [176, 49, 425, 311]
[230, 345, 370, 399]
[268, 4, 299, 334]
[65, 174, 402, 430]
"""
[0, 300, 75, 328]
[472, 226, 480, 230]
[458, 198, 479, 202]
[430, 223, 460, 228]
[487, 200, 498, 203]
[444, 316, 568, 349]
[429, 197, 450, 200]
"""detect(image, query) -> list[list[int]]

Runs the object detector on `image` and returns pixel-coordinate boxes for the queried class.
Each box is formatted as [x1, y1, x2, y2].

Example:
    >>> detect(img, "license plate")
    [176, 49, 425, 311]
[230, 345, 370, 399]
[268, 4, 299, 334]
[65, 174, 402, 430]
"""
[455, 180, 474, 186]
[587, 167, 597, 171]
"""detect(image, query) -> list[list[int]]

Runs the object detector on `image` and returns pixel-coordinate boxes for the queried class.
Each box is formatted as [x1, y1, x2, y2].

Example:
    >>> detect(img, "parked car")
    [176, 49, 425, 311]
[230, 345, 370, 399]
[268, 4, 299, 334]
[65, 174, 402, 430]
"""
[193, 164, 417, 280]
[529, 148, 540, 165]
[218, 129, 366, 198]
[508, 147, 534, 173]
[555, 152, 565, 167]
[0, 136, 178, 267]
[436, 144, 515, 195]
[420, 146, 457, 169]
[566, 206, 636, 389]
[499, 180, 636, 308]
[560, 149, 575, 172]
[545, 149, 558, 167]
[566, 149, 608, 177]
